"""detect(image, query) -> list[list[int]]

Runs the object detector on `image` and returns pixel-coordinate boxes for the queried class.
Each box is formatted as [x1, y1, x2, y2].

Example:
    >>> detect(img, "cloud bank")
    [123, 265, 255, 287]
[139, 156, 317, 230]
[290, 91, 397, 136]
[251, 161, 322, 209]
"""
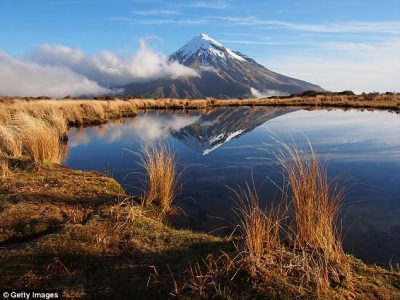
[250, 87, 288, 98]
[0, 40, 199, 98]
[0, 52, 112, 98]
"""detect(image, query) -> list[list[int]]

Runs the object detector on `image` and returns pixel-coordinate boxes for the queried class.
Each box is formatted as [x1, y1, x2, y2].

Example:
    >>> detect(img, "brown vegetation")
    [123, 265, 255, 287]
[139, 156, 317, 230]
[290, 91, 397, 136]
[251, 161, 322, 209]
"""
[273, 139, 349, 294]
[0, 150, 399, 299]
[0, 91, 398, 128]
[0, 113, 66, 164]
[223, 141, 348, 297]
[132, 142, 181, 214]
[0, 161, 226, 299]
[0, 94, 399, 298]
[230, 179, 282, 277]
[152, 140, 398, 299]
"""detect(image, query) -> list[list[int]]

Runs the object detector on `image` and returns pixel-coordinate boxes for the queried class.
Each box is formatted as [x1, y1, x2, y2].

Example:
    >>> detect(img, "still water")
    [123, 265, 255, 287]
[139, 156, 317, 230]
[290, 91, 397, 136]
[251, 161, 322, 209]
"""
[65, 107, 400, 266]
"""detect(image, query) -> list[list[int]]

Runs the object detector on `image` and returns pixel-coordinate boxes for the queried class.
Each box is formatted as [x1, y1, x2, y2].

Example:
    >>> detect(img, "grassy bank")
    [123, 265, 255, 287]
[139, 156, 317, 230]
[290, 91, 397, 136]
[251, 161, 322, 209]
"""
[0, 158, 399, 299]
[0, 161, 229, 299]
[0, 95, 399, 298]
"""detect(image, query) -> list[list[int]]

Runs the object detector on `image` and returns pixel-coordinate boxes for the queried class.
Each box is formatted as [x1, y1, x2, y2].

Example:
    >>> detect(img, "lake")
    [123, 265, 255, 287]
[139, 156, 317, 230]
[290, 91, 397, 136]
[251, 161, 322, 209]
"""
[64, 107, 400, 267]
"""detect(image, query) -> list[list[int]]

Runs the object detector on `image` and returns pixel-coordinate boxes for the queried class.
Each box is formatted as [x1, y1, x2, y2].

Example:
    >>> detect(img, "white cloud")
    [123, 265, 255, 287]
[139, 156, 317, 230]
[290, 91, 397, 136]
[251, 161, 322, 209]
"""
[275, 21, 400, 34]
[0, 40, 199, 98]
[190, 1, 227, 9]
[133, 10, 179, 16]
[209, 16, 400, 34]
[251, 87, 288, 98]
[0, 52, 113, 98]
[111, 17, 209, 26]
[25, 40, 199, 86]
[198, 65, 216, 73]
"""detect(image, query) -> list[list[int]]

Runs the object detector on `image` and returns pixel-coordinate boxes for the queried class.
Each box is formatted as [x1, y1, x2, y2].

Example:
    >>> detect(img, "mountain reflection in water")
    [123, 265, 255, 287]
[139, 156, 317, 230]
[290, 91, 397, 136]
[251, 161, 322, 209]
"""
[65, 108, 400, 267]
[68, 107, 295, 154]
[171, 107, 295, 154]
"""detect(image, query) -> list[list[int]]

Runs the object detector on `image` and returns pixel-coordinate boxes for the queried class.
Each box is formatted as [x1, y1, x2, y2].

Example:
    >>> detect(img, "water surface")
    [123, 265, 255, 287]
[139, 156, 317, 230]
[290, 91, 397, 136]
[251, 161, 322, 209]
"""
[65, 107, 400, 266]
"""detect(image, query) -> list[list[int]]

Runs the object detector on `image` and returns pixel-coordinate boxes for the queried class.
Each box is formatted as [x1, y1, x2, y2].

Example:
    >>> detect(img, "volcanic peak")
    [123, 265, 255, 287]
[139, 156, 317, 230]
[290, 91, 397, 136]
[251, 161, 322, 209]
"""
[171, 33, 247, 64]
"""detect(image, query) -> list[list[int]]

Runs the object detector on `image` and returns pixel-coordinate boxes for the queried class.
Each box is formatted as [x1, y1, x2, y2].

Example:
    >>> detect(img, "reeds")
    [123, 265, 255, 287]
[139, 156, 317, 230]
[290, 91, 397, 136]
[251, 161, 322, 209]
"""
[135, 142, 181, 214]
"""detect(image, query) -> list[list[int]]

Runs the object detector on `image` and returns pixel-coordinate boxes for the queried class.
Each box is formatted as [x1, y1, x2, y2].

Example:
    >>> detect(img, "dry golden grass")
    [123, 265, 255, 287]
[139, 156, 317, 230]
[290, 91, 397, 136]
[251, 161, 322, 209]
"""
[273, 138, 349, 294]
[179, 253, 239, 299]
[0, 157, 9, 177]
[0, 99, 140, 126]
[0, 148, 398, 298]
[0, 93, 398, 131]
[230, 179, 283, 277]
[0, 95, 398, 298]
[109, 196, 144, 228]
[0, 113, 66, 163]
[221, 139, 350, 296]
[275, 140, 346, 252]
[133, 142, 181, 214]
[0, 124, 22, 157]
[12, 113, 64, 163]
[44, 111, 69, 138]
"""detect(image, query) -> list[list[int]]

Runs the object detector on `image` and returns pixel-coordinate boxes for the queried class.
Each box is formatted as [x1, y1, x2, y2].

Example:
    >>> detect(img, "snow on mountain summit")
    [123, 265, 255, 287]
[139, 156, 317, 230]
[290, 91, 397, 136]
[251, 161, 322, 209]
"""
[191, 33, 223, 49]
[170, 33, 247, 65]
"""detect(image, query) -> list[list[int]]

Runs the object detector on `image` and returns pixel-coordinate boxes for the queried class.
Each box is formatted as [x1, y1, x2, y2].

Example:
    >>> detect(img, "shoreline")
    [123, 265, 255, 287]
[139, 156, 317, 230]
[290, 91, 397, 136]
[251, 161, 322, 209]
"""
[0, 161, 398, 299]
[0, 95, 399, 298]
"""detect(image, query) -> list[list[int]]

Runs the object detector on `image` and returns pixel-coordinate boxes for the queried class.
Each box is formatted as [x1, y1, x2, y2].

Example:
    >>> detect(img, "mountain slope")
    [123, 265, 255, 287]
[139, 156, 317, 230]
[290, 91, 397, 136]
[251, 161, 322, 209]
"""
[123, 34, 323, 99]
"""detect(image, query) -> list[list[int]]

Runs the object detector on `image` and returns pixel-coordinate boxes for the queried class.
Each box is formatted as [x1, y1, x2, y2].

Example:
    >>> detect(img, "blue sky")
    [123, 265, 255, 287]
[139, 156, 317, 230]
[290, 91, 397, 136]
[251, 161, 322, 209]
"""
[1, 0, 400, 96]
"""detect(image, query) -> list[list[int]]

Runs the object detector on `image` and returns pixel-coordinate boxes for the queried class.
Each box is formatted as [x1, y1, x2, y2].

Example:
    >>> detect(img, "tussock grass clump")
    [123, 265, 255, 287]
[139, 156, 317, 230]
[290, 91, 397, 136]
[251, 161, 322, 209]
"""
[2, 99, 140, 126]
[273, 138, 349, 293]
[13, 113, 65, 163]
[230, 180, 283, 277]
[0, 124, 22, 157]
[173, 140, 350, 298]
[274, 140, 348, 259]
[223, 139, 350, 296]
[0, 113, 67, 164]
[135, 142, 181, 214]
[43, 111, 69, 139]
[0, 157, 10, 177]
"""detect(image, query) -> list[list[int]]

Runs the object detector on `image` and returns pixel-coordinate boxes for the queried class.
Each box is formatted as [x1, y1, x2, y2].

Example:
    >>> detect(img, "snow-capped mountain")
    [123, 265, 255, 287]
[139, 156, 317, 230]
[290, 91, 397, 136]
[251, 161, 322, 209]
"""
[170, 34, 247, 66]
[123, 34, 323, 99]
[171, 106, 295, 155]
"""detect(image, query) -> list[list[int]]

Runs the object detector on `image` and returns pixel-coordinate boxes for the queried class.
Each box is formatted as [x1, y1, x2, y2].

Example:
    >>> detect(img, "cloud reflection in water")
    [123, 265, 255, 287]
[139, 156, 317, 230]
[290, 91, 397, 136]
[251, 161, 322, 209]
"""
[68, 112, 201, 147]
